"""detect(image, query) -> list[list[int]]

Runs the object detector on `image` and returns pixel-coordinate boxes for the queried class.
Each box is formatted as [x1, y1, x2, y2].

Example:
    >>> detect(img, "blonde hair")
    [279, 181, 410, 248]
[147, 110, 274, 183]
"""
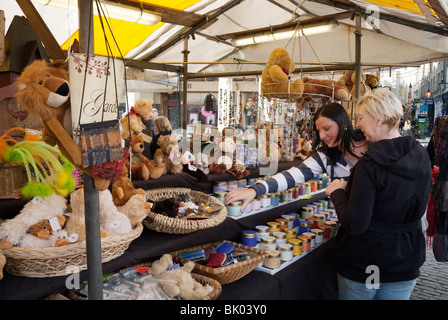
[356, 88, 403, 129]
[154, 116, 172, 132]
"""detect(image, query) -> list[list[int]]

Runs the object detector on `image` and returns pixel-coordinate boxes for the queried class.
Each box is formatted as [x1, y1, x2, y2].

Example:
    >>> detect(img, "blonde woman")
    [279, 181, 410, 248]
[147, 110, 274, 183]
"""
[326, 88, 432, 300]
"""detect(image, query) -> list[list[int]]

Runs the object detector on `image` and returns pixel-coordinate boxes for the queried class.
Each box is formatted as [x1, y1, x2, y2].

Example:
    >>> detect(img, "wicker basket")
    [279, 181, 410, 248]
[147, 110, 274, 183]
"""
[170, 241, 268, 285]
[66, 263, 222, 300]
[144, 188, 227, 234]
[0, 163, 25, 199]
[1, 223, 143, 278]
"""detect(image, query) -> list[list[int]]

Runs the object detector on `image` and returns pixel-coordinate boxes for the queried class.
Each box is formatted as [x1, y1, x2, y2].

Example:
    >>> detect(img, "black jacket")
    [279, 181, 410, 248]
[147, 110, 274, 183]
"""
[330, 136, 432, 283]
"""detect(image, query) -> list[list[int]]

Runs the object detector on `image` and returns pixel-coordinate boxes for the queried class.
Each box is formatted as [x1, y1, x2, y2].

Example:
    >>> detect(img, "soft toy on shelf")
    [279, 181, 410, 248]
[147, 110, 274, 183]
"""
[296, 77, 351, 107]
[261, 48, 304, 99]
[365, 74, 380, 90]
[15, 59, 110, 191]
[0, 194, 69, 249]
[148, 254, 214, 300]
[208, 136, 236, 173]
[296, 138, 313, 160]
[153, 133, 183, 175]
[111, 166, 145, 207]
[120, 98, 153, 141]
[126, 134, 164, 180]
[18, 215, 69, 248]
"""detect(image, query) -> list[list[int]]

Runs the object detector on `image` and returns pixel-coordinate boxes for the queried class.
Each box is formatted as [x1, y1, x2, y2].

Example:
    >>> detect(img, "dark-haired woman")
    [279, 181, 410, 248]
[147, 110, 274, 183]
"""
[225, 102, 368, 211]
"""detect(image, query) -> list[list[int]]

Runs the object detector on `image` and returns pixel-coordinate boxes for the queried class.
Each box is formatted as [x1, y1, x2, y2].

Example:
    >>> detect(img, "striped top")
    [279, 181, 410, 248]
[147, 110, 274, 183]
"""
[251, 151, 355, 198]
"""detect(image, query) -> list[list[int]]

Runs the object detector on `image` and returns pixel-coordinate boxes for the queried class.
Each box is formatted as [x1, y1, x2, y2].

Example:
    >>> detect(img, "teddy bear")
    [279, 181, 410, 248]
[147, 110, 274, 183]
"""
[17, 215, 68, 248]
[111, 166, 145, 207]
[296, 138, 313, 160]
[0, 194, 69, 249]
[126, 134, 165, 180]
[153, 133, 183, 175]
[148, 254, 214, 300]
[296, 77, 351, 107]
[15, 59, 110, 191]
[365, 74, 380, 90]
[261, 48, 304, 99]
[120, 98, 154, 141]
[339, 69, 373, 98]
[208, 136, 235, 172]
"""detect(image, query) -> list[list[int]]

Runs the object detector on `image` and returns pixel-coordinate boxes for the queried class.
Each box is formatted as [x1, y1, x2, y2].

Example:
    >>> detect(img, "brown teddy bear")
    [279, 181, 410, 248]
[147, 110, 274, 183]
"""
[365, 74, 380, 90]
[126, 134, 165, 180]
[261, 48, 304, 98]
[296, 77, 351, 107]
[296, 138, 313, 160]
[15, 59, 110, 191]
[120, 98, 153, 141]
[153, 133, 184, 175]
[111, 166, 146, 207]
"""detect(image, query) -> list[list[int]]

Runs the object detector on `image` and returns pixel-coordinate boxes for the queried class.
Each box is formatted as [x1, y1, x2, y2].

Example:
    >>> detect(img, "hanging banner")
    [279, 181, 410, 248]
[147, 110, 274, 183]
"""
[68, 53, 125, 146]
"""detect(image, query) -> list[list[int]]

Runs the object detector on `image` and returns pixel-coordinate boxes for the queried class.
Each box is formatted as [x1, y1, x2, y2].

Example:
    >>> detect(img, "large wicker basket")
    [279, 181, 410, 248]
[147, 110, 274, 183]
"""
[170, 241, 268, 285]
[1, 223, 143, 278]
[144, 188, 227, 234]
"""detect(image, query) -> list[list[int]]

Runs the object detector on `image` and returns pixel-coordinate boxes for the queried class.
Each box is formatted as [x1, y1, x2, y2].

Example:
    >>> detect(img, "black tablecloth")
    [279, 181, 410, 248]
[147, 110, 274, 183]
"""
[0, 192, 337, 300]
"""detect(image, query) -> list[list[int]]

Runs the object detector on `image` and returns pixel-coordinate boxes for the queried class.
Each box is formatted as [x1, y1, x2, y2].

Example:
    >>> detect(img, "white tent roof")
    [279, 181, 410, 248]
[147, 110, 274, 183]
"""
[2, 0, 448, 77]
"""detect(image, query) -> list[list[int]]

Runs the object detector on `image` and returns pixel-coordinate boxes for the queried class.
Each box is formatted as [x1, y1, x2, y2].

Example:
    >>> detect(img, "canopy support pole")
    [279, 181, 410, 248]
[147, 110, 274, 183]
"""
[182, 36, 190, 129]
[78, 0, 103, 301]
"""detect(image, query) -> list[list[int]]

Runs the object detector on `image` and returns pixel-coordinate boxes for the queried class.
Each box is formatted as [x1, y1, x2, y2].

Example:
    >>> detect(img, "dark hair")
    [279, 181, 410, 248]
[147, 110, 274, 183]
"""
[312, 102, 365, 164]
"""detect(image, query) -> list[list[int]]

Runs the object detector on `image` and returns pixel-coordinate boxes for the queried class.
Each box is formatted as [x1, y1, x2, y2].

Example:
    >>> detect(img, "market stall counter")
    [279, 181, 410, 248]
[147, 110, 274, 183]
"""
[0, 191, 337, 300]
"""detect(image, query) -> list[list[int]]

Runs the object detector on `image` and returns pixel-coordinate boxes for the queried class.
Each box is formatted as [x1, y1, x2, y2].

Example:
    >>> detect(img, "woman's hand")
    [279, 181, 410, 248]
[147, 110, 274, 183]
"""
[225, 188, 257, 212]
[325, 178, 347, 196]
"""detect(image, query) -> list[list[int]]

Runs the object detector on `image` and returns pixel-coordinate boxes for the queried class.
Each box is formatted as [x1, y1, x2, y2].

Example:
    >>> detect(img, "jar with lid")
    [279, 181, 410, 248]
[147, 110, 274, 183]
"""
[310, 181, 318, 192]
[267, 221, 281, 235]
[251, 198, 261, 210]
[275, 218, 288, 231]
[214, 191, 227, 203]
[241, 230, 257, 247]
[213, 181, 227, 193]
[227, 180, 238, 191]
[247, 178, 257, 186]
[260, 194, 271, 208]
[292, 187, 299, 199]
[316, 180, 323, 190]
[307, 204, 317, 215]
[302, 232, 316, 248]
[297, 235, 311, 251]
[310, 228, 323, 244]
[242, 201, 252, 213]
[301, 206, 313, 219]
[264, 250, 281, 269]
[298, 184, 306, 196]
[288, 238, 303, 256]
[260, 236, 276, 251]
[255, 225, 269, 242]
[237, 179, 247, 188]
[306, 217, 318, 229]
[278, 191, 285, 203]
[304, 182, 311, 194]
[273, 231, 286, 248]
[270, 193, 279, 206]
[318, 224, 331, 240]
[281, 215, 295, 229]
[314, 213, 326, 226]
[226, 201, 242, 217]
[325, 220, 338, 237]
[285, 189, 292, 201]
[278, 243, 293, 261]
[313, 202, 323, 213]
[283, 228, 297, 241]
[318, 199, 328, 210]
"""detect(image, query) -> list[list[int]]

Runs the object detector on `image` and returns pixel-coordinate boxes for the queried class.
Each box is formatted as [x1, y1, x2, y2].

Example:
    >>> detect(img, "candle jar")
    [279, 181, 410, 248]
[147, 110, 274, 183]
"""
[273, 231, 286, 248]
[226, 201, 242, 217]
[319, 200, 328, 210]
[278, 191, 285, 203]
[213, 181, 227, 193]
[304, 183, 311, 194]
[307, 204, 317, 215]
[298, 222, 311, 235]
[227, 180, 238, 191]
[241, 230, 257, 247]
[275, 218, 288, 231]
[264, 250, 281, 269]
[325, 220, 338, 237]
[303, 232, 316, 248]
[311, 228, 324, 244]
[268, 223, 280, 236]
[251, 198, 261, 211]
[270, 193, 279, 206]
[301, 207, 313, 219]
[322, 176, 331, 188]
[242, 201, 252, 213]
[292, 187, 299, 199]
[260, 195, 271, 208]
[260, 236, 276, 251]
[313, 202, 323, 213]
[297, 235, 311, 252]
[285, 189, 292, 201]
[314, 213, 326, 226]
[278, 243, 293, 261]
[306, 217, 319, 229]
[214, 191, 227, 203]
[237, 179, 247, 188]
[247, 178, 257, 186]
[256, 225, 270, 242]
[282, 215, 295, 229]
[318, 225, 331, 240]
[288, 238, 303, 256]
[316, 180, 323, 190]
[310, 181, 318, 192]
[298, 184, 306, 196]
[283, 228, 297, 241]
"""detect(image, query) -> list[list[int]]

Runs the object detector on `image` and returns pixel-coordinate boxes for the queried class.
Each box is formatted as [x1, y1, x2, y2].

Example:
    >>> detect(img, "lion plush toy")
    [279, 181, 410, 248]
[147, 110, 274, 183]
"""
[126, 134, 165, 180]
[120, 98, 153, 141]
[261, 48, 304, 98]
[15, 59, 110, 191]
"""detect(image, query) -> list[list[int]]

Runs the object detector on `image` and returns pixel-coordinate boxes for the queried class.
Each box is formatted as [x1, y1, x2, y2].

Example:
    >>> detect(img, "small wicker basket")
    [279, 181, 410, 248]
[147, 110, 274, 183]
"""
[0, 163, 25, 199]
[144, 188, 227, 234]
[170, 241, 268, 285]
[1, 223, 143, 278]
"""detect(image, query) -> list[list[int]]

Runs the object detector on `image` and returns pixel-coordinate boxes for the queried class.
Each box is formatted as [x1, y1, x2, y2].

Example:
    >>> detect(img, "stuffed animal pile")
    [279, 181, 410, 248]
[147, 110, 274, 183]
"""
[126, 134, 165, 180]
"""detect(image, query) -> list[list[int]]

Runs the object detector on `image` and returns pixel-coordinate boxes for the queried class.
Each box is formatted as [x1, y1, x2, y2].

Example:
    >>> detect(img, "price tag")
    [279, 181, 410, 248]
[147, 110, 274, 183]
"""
[49, 217, 61, 231]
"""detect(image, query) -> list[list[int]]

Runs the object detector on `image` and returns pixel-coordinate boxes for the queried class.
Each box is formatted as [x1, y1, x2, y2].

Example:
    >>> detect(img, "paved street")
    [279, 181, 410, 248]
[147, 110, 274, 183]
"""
[410, 245, 448, 300]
